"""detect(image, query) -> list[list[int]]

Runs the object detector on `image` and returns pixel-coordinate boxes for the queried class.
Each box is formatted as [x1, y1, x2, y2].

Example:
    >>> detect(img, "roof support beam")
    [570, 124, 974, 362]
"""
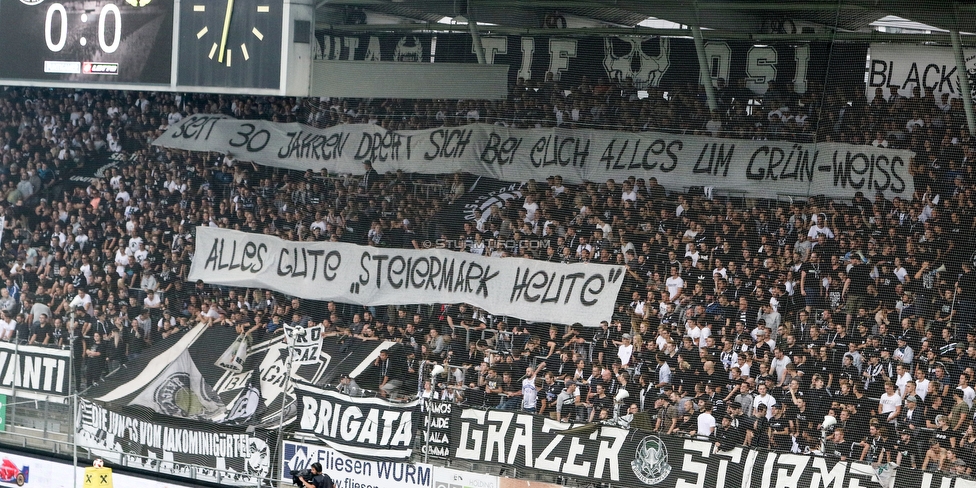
[951, 26, 976, 136]
[316, 22, 976, 43]
[468, 13, 487, 64]
[692, 1, 717, 112]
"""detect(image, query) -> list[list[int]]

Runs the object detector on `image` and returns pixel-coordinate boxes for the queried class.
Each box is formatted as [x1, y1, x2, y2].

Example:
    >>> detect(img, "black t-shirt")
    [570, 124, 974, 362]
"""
[30, 321, 52, 343]
[310, 473, 333, 488]
[960, 271, 976, 300]
[485, 375, 503, 406]
[828, 332, 851, 357]
[768, 416, 792, 448]
[593, 394, 614, 415]
[751, 416, 770, 448]
[847, 264, 873, 296]
[50, 325, 66, 346]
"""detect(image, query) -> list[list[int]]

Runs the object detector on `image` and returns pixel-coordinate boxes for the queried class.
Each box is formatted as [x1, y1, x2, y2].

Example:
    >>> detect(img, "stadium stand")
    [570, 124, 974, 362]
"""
[0, 26, 975, 486]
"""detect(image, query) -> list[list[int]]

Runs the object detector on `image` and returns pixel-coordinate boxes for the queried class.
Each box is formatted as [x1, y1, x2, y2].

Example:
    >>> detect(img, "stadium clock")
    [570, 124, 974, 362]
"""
[177, 0, 284, 89]
[0, 0, 174, 84]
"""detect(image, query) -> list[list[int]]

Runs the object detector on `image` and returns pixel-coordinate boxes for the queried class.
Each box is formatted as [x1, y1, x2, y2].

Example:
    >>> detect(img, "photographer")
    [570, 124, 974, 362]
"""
[296, 462, 333, 488]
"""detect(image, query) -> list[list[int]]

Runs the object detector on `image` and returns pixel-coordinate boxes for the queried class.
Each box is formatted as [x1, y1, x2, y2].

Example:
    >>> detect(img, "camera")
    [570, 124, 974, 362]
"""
[290, 469, 312, 485]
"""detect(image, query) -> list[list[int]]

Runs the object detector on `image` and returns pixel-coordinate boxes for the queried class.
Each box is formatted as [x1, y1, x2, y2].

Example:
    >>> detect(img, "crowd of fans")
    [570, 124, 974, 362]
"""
[0, 76, 971, 478]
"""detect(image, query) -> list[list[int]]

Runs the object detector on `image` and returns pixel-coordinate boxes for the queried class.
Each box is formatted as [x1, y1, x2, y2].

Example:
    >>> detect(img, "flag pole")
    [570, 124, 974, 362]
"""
[275, 328, 296, 487]
[70, 318, 78, 488]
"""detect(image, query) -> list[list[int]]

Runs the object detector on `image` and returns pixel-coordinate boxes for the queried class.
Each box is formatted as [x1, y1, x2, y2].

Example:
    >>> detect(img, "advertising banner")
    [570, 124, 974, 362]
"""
[0, 447, 204, 488]
[433, 466, 498, 488]
[281, 441, 432, 488]
[892, 465, 974, 488]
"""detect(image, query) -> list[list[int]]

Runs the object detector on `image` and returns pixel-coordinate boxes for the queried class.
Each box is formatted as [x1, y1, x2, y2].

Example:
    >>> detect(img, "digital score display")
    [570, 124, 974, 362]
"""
[0, 0, 305, 94]
[0, 0, 174, 84]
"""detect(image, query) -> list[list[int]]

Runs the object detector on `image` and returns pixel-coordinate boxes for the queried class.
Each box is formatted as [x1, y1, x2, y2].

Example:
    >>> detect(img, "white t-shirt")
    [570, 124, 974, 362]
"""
[696, 412, 716, 437]
[114, 248, 131, 267]
[915, 378, 930, 401]
[895, 372, 912, 396]
[665, 276, 684, 301]
[618, 344, 634, 367]
[807, 225, 835, 239]
[201, 307, 220, 320]
[894, 267, 909, 283]
[698, 326, 712, 351]
[958, 386, 975, 408]
[687, 324, 701, 345]
[144, 294, 162, 309]
[0, 319, 14, 338]
[770, 356, 792, 384]
[69, 293, 93, 313]
[753, 393, 776, 419]
[522, 377, 538, 410]
[878, 391, 902, 414]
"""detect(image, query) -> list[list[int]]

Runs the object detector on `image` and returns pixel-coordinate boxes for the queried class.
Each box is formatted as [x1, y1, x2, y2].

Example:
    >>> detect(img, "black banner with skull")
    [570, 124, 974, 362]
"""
[426, 34, 866, 96]
[447, 407, 884, 488]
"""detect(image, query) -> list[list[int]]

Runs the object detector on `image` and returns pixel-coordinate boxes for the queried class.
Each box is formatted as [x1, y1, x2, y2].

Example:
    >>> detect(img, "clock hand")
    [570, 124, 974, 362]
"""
[217, 0, 235, 63]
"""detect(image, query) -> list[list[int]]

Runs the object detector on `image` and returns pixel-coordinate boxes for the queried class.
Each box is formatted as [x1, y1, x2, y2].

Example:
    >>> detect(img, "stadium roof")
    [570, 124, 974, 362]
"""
[314, 0, 976, 41]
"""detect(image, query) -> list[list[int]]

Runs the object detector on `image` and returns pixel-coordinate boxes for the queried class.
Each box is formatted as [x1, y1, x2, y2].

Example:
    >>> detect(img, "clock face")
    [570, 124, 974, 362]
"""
[177, 0, 283, 90]
[0, 0, 174, 84]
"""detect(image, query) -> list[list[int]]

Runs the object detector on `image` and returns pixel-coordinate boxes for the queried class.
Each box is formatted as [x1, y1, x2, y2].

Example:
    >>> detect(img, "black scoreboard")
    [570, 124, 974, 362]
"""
[0, 0, 302, 94]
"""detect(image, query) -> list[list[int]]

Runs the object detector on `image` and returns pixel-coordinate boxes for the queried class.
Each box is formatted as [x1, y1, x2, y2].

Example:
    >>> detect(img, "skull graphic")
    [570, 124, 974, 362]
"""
[394, 36, 425, 62]
[603, 37, 670, 90]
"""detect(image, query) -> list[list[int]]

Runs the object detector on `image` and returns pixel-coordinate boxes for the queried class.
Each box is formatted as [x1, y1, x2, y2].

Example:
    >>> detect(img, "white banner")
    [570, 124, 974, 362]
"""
[867, 43, 976, 102]
[188, 227, 624, 326]
[281, 441, 433, 488]
[0, 447, 201, 488]
[157, 115, 915, 199]
[285, 325, 325, 366]
[214, 333, 249, 373]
